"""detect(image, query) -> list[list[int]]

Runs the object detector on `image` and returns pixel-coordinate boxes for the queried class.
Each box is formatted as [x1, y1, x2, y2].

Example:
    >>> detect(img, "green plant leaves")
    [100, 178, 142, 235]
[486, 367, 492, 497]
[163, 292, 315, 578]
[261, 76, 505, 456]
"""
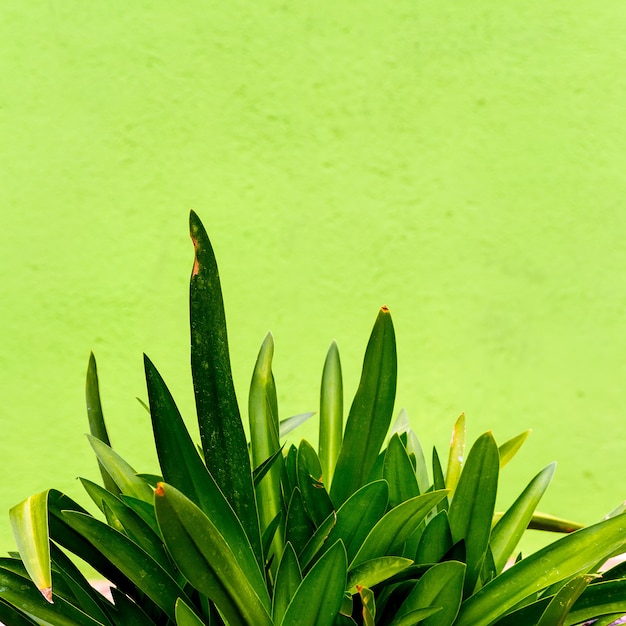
[9, 491, 52, 602]
[189, 210, 261, 562]
[455, 512, 626, 626]
[155, 481, 272, 626]
[448, 432, 499, 595]
[331, 306, 397, 507]
[279, 540, 347, 626]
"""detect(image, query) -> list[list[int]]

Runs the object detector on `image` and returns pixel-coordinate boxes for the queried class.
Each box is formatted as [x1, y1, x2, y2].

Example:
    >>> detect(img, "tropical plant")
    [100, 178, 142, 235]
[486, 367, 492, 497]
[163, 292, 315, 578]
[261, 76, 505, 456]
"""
[4, 211, 626, 625]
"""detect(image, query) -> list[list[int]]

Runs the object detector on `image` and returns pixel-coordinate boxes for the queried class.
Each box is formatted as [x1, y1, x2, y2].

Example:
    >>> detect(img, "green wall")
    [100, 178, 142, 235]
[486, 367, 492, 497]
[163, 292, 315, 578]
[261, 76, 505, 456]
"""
[2, 1, 626, 555]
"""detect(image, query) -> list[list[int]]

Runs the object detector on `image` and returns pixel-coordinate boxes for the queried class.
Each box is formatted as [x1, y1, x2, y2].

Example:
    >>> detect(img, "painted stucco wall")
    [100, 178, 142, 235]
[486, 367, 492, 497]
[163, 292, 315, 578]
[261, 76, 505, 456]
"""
[2, 1, 626, 554]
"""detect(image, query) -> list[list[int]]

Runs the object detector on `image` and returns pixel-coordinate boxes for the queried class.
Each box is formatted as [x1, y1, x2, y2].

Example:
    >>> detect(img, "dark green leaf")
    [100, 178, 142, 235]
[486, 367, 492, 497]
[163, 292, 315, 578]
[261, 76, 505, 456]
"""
[330, 307, 397, 506]
[189, 210, 261, 562]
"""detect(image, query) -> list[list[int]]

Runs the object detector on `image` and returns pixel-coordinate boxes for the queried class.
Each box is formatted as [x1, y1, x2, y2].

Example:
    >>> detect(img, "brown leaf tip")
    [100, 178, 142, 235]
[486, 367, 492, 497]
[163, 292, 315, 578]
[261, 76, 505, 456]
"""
[41, 586, 53, 603]
[381, 304, 390, 312]
[155, 482, 165, 497]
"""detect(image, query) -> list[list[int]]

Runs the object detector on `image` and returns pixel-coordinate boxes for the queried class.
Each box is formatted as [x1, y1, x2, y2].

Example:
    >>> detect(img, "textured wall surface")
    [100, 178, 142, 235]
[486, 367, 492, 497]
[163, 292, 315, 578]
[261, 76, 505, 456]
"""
[2, 1, 626, 555]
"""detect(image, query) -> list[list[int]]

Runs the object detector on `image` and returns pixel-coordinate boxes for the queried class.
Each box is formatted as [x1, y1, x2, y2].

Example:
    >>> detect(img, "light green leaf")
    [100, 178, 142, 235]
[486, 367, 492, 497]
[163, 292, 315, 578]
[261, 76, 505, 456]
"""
[279, 411, 316, 439]
[175, 598, 206, 626]
[280, 540, 347, 626]
[445, 413, 465, 495]
[330, 306, 397, 506]
[359, 586, 376, 626]
[455, 512, 626, 626]
[498, 429, 531, 469]
[319, 340, 343, 490]
[9, 491, 52, 602]
[249, 332, 284, 562]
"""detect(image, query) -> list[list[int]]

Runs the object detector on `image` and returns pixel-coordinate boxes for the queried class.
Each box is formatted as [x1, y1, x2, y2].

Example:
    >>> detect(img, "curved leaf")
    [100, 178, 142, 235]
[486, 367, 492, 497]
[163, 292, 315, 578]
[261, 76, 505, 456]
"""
[9, 491, 52, 603]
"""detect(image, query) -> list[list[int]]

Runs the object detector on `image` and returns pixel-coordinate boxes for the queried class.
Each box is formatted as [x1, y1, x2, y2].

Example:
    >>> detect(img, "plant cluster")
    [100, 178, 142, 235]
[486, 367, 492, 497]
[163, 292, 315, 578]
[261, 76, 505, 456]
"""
[3, 212, 626, 625]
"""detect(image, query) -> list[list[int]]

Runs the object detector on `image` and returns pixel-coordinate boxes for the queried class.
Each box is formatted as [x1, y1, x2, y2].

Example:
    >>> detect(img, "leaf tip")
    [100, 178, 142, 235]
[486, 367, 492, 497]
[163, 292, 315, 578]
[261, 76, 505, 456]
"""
[41, 586, 53, 603]
[155, 482, 165, 497]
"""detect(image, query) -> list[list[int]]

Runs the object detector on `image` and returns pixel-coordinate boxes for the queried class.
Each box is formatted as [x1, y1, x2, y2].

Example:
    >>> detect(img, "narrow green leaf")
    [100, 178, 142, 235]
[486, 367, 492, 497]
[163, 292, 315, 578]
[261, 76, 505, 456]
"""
[432, 448, 447, 513]
[284, 487, 316, 556]
[155, 482, 272, 626]
[490, 463, 555, 573]
[110, 587, 155, 626]
[392, 561, 466, 626]
[272, 542, 302, 624]
[249, 333, 284, 560]
[445, 413, 465, 495]
[384, 434, 420, 508]
[262, 511, 283, 561]
[9, 491, 52, 602]
[498, 429, 531, 469]
[189, 210, 261, 562]
[359, 585, 376, 626]
[87, 436, 154, 503]
[298, 511, 338, 570]
[85, 353, 119, 495]
[347, 557, 413, 594]
[390, 607, 443, 626]
[0, 565, 102, 626]
[527, 511, 584, 533]
[279, 411, 316, 439]
[352, 490, 449, 568]
[319, 340, 343, 490]
[297, 440, 334, 527]
[175, 598, 206, 626]
[327, 480, 389, 565]
[253, 445, 285, 487]
[79, 478, 172, 572]
[455, 512, 626, 626]
[62, 510, 191, 621]
[448, 432, 499, 595]
[330, 306, 397, 506]
[536, 574, 596, 626]
[406, 428, 430, 495]
[0, 597, 37, 626]
[416, 510, 453, 565]
[280, 540, 347, 626]
[563, 579, 626, 625]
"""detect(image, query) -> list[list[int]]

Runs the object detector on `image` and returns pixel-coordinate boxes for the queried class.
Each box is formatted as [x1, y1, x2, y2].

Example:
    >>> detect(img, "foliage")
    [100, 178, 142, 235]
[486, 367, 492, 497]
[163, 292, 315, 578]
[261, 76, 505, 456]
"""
[4, 211, 626, 625]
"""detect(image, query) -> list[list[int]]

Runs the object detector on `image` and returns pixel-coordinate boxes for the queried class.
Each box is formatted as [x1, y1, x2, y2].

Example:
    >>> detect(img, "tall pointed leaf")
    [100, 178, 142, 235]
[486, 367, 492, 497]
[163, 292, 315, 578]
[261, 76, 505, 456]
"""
[448, 432, 499, 595]
[85, 353, 119, 494]
[536, 574, 596, 626]
[330, 306, 397, 506]
[498, 429, 532, 469]
[384, 434, 420, 508]
[319, 340, 343, 490]
[490, 463, 556, 573]
[249, 332, 284, 561]
[189, 210, 260, 559]
[445, 413, 465, 495]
